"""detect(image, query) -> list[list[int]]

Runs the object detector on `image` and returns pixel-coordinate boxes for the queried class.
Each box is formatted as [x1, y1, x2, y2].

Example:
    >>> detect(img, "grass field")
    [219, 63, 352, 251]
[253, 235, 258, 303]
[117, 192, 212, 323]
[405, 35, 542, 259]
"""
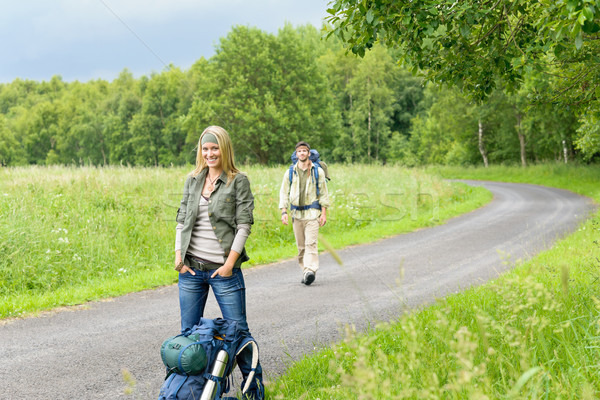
[267, 164, 600, 399]
[0, 164, 490, 319]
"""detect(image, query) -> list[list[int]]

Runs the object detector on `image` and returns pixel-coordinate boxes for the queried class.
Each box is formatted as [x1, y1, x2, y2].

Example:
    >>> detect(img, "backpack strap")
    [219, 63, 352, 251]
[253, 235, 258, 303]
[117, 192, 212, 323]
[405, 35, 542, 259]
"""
[290, 201, 321, 211]
[167, 373, 188, 398]
[288, 164, 294, 186]
[313, 164, 320, 197]
[289, 163, 321, 198]
[236, 339, 260, 395]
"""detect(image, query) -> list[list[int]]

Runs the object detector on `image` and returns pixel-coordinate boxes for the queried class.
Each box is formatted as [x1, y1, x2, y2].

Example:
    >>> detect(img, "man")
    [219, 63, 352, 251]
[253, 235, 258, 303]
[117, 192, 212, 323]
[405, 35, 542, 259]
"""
[279, 141, 330, 285]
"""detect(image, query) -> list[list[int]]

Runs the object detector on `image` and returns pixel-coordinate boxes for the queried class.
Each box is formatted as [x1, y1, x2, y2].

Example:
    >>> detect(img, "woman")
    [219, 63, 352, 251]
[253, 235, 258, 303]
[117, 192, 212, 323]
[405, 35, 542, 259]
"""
[174, 125, 263, 399]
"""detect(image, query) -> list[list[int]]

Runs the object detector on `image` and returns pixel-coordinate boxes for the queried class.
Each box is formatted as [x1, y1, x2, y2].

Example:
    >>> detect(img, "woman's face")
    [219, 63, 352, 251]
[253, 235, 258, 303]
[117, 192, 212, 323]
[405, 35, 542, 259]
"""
[202, 142, 221, 169]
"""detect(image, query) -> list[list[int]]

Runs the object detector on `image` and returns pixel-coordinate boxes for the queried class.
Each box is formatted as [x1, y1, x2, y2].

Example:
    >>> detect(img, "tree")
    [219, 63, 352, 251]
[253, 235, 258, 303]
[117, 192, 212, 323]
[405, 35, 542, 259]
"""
[576, 113, 600, 160]
[406, 84, 556, 166]
[0, 114, 22, 165]
[129, 67, 187, 166]
[516, 71, 579, 163]
[24, 100, 62, 164]
[477, 119, 489, 168]
[3, 105, 32, 165]
[390, 68, 425, 139]
[54, 80, 110, 165]
[318, 46, 361, 162]
[184, 25, 339, 164]
[326, 0, 600, 157]
[409, 86, 480, 165]
[346, 45, 397, 162]
[105, 69, 143, 165]
[319, 42, 424, 163]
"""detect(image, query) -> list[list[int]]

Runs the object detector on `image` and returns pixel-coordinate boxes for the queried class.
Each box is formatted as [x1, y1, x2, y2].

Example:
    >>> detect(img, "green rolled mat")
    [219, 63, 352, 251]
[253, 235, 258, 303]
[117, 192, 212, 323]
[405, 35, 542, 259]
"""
[160, 335, 208, 375]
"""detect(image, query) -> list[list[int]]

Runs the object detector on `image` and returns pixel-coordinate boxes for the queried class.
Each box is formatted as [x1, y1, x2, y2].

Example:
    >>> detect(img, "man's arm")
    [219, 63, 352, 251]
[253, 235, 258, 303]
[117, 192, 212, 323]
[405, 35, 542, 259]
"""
[317, 167, 330, 226]
[319, 207, 327, 226]
[279, 169, 291, 225]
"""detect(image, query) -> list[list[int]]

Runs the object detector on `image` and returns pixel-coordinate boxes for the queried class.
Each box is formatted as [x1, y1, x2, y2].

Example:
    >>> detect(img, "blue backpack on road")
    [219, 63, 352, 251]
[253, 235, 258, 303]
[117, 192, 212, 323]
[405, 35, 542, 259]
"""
[158, 318, 260, 400]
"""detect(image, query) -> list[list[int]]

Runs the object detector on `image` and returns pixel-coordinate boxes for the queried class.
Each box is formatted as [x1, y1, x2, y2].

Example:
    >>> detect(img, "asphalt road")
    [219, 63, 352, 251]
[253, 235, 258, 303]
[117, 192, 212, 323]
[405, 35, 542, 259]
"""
[0, 181, 595, 399]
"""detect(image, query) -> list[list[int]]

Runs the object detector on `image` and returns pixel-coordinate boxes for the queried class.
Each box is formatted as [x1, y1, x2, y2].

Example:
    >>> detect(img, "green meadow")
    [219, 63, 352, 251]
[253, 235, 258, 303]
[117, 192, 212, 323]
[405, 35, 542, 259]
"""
[267, 164, 600, 399]
[3, 163, 599, 398]
[0, 164, 490, 319]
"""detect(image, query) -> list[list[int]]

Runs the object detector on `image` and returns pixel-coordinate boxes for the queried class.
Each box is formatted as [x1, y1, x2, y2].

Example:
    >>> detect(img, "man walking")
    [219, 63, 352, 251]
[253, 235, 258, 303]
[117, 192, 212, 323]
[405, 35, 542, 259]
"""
[279, 141, 330, 285]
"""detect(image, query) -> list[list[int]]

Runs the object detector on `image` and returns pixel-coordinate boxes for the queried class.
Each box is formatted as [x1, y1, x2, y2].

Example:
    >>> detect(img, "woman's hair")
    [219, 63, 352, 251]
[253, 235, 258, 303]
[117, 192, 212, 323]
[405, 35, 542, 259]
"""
[191, 126, 239, 184]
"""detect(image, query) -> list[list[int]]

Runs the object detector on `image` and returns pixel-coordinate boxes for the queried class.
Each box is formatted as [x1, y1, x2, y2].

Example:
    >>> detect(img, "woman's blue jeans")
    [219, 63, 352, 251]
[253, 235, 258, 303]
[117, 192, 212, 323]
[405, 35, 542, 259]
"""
[178, 267, 264, 399]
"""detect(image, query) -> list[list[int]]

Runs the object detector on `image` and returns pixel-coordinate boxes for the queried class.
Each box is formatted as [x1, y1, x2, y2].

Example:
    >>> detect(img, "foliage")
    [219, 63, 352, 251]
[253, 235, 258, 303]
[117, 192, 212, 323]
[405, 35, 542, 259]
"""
[1, 25, 422, 166]
[183, 24, 340, 164]
[407, 83, 581, 166]
[317, 42, 426, 164]
[0, 114, 22, 165]
[576, 108, 600, 160]
[409, 85, 479, 165]
[343, 46, 396, 162]
[326, 0, 600, 100]
[325, 0, 600, 158]
[0, 21, 597, 166]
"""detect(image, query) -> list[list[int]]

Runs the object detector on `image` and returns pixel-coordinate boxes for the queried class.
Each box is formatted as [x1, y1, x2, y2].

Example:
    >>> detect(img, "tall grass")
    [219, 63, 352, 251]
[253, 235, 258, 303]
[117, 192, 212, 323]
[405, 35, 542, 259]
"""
[0, 164, 490, 318]
[267, 163, 600, 399]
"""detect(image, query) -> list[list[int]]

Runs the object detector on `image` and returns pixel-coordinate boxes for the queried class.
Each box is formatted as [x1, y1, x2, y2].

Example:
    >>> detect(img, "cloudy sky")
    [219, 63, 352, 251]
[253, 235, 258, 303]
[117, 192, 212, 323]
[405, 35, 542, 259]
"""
[0, 0, 330, 83]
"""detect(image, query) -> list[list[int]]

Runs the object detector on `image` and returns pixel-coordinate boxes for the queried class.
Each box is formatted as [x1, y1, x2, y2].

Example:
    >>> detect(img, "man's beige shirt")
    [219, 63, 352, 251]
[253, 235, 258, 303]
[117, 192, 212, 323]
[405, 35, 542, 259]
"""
[279, 162, 330, 220]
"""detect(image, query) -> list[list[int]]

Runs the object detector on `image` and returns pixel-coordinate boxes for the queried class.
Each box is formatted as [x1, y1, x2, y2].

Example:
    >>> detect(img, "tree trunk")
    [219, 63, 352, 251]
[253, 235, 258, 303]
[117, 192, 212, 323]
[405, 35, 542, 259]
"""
[367, 77, 372, 160]
[562, 140, 568, 164]
[349, 91, 354, 162]
[368, 107, 372, 160]
[478, 119, 489, 168]
[515, 112, 527, 167]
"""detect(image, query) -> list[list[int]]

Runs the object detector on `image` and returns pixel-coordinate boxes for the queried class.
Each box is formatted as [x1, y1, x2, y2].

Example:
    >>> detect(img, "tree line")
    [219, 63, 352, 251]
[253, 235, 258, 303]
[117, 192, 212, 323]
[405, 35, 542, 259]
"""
[0, 23, 595, 167]
[326, 0, 600, 164]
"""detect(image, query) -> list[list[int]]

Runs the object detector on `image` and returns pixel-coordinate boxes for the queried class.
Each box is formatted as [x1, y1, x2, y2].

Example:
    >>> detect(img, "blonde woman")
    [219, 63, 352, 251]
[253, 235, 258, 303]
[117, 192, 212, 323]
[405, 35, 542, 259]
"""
[174, 126, 263, 399]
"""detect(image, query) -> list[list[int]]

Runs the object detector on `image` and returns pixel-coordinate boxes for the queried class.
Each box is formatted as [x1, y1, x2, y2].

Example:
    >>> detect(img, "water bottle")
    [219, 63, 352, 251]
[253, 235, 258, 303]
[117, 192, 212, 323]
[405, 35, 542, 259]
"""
[200, 350, 229, 400]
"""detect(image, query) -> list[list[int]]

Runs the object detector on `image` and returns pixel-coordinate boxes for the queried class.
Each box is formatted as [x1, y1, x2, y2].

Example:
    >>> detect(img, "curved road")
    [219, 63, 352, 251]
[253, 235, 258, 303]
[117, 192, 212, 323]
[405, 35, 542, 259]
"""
[0, 181, 595, 399]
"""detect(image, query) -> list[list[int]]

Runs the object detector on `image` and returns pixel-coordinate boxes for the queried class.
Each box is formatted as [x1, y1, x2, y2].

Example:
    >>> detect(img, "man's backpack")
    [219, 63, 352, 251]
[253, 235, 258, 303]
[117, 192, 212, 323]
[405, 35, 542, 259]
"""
[288, 149, 330, 197]
[158, 318, 260, 400]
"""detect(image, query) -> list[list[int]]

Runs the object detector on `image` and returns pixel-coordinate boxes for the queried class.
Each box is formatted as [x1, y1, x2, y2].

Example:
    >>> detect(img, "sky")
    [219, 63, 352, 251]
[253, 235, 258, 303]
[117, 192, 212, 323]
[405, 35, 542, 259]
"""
[0, 0, 330, 83]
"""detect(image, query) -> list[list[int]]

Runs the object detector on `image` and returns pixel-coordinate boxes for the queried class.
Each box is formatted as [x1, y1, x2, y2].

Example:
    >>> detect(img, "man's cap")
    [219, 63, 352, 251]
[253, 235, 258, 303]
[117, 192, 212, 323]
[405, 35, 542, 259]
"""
[295, 141, 310, 150]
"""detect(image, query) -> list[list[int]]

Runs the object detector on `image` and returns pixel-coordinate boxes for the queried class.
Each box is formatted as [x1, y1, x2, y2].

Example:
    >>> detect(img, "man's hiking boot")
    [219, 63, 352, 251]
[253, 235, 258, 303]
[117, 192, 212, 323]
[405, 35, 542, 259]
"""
[303, 270, 315, 286]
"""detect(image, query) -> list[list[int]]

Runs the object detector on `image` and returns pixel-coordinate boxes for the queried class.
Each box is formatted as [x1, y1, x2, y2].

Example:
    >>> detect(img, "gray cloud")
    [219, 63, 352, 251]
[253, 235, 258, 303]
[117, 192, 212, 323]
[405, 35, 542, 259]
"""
[0, 0, 328, 82]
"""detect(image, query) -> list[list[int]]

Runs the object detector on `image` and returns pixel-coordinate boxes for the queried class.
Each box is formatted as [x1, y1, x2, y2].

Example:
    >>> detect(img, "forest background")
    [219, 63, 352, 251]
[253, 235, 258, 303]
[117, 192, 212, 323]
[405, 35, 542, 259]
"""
[2, 3, 600, 397]
[1, 23, 598, 168]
